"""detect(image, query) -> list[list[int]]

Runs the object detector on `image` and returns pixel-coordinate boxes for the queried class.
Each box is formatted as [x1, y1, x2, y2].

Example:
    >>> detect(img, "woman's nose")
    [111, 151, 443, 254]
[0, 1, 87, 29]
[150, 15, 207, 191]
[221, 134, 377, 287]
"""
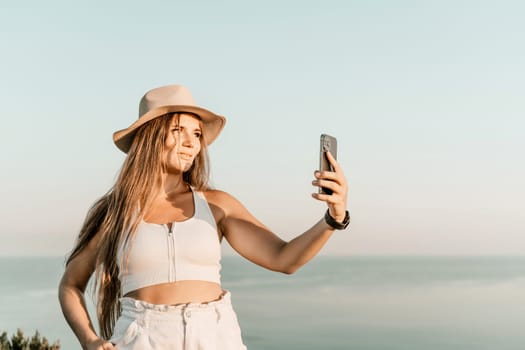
[180, 132, 194, 147]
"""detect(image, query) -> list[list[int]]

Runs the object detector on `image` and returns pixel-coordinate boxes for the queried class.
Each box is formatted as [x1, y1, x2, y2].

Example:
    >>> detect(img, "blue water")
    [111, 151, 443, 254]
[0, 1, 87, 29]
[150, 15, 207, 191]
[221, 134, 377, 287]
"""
[0, 256, 524, 349]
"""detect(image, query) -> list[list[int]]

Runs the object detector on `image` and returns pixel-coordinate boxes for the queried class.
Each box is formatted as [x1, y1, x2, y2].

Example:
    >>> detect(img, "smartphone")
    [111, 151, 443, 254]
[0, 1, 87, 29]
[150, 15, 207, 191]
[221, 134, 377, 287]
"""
[319, 134, 337, 195]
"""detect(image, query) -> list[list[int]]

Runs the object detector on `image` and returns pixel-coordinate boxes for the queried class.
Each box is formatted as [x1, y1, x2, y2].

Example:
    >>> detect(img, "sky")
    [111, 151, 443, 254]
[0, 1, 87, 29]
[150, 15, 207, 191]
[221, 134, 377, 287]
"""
[1, 0, 524, 256]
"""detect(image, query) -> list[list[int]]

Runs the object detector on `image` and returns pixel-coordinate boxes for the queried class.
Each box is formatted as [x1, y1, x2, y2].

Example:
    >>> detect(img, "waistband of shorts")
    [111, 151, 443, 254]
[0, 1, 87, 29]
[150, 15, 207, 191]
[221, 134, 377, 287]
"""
[119, 290, 232, 314]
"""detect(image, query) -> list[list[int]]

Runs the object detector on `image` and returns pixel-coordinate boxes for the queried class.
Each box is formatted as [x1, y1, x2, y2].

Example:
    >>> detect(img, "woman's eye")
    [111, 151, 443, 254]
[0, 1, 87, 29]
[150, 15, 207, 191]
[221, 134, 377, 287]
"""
[195, 133, 202, 138]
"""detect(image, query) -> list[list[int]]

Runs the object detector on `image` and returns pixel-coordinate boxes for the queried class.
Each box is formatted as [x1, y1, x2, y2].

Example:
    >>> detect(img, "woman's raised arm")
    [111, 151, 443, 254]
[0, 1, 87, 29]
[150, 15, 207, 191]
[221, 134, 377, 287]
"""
[211, 151, 348, 273]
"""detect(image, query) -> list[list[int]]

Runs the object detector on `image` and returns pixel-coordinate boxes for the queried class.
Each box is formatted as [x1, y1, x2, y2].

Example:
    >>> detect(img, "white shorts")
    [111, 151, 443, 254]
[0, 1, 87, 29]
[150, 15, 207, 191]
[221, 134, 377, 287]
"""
[109, 291, 247, 350]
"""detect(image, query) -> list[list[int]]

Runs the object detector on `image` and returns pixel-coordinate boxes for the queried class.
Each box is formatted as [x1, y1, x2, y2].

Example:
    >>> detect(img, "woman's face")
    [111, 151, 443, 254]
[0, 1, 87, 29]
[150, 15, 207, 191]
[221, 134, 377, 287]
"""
[164, 113, 203, 173]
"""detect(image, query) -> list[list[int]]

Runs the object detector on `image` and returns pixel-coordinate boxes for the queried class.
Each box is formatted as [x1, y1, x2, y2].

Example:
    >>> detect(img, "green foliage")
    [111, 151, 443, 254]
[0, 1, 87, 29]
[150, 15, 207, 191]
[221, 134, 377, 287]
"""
[0, 331, 11, 350]
[0, 329, 59, 350]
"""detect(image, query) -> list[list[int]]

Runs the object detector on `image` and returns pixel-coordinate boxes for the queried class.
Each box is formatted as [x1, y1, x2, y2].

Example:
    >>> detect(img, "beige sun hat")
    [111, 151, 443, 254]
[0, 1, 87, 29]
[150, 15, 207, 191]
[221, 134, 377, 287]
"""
[113, 84, 226, 153]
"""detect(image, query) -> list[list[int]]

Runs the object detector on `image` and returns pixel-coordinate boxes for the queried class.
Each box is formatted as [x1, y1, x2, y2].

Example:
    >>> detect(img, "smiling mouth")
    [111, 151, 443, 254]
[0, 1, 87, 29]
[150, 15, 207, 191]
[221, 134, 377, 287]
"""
[178, 153, 193, 160]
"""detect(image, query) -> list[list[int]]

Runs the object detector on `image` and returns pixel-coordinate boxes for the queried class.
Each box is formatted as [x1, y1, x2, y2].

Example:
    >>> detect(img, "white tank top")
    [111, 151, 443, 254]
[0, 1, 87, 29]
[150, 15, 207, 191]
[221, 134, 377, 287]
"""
[117, 189, 221, 295]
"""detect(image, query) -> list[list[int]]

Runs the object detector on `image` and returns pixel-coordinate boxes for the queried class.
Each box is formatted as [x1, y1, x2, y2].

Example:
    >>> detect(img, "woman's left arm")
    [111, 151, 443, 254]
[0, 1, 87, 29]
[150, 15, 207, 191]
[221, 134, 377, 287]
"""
[214, 151, 348, 274]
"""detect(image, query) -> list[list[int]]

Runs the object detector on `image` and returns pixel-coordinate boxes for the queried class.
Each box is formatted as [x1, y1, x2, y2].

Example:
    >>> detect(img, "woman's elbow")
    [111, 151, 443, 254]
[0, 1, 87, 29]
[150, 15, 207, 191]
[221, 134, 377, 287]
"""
[58, 273, 87, 302]
[279, 264, 301, 275]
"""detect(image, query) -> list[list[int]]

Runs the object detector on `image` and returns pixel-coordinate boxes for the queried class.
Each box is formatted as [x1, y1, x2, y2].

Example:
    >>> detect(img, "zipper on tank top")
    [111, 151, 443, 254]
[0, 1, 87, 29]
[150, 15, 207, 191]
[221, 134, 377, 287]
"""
[166, 223, 176, 282]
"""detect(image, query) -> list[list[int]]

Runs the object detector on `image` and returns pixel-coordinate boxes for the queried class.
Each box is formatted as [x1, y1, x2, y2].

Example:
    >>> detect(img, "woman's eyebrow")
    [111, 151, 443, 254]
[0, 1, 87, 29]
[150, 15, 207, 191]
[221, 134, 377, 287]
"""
[171, 124, 202, 132]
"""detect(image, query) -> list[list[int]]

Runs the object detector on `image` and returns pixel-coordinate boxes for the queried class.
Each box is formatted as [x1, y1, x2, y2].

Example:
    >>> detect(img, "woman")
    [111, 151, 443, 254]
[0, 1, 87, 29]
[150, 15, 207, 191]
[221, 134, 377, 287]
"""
[58, 84, 349, 350]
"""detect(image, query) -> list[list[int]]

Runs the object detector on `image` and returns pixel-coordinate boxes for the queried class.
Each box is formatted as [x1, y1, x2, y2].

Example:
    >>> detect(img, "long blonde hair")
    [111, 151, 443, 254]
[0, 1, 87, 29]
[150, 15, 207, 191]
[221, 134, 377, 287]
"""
[66, 113, 211, 339]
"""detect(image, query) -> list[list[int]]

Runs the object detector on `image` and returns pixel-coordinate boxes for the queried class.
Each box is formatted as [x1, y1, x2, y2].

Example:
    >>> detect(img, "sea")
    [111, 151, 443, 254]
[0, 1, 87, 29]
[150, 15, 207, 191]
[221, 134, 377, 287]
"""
[0, 255, 524, 350]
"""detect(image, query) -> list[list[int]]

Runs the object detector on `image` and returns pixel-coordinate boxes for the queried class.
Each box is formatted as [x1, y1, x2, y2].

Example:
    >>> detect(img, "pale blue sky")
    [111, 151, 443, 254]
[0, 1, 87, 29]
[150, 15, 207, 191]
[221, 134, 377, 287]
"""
[1, 0, 524, 256]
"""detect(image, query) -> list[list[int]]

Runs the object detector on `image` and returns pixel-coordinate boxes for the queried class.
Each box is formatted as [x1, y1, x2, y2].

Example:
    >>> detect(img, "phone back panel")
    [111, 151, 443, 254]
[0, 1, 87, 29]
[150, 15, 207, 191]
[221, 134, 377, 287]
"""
[320, 134, 337, 172]
[319, 134, 337, 195]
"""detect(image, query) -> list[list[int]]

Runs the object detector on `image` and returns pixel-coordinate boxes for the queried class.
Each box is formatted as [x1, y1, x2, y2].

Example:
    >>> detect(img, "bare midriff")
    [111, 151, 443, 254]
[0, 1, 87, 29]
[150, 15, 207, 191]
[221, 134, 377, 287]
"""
[123, 280, 224, 305]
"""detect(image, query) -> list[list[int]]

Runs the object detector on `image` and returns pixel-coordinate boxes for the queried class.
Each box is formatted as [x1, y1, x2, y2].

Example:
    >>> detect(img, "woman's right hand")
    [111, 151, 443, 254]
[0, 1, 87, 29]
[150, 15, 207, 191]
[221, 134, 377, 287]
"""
[86, 338, 116, 350]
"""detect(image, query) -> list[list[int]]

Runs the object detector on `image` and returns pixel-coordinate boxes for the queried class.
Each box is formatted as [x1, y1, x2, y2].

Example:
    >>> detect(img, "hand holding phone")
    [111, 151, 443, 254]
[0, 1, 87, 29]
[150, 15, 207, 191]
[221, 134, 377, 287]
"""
[319, 134, 337, 195]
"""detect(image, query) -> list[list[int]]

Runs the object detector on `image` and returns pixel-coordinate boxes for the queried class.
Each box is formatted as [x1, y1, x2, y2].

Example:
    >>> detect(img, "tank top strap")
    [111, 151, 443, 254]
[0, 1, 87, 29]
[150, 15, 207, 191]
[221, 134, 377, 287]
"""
[190, 187, 217, 229]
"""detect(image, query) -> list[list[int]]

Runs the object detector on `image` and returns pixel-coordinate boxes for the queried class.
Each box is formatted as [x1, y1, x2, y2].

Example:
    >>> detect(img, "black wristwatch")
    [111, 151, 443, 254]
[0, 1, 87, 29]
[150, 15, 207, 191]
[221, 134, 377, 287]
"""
[324, 210, 350, 230]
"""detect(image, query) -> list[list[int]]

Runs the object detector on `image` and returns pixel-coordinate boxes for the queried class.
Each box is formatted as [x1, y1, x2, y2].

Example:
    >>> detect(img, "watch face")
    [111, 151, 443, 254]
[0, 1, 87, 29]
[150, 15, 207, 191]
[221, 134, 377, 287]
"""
[340, 211, 350, 229]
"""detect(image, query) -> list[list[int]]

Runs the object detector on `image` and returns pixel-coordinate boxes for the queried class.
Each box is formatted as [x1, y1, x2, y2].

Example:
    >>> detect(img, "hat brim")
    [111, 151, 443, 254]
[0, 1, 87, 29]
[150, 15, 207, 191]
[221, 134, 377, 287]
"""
[113, 105, 226, 153]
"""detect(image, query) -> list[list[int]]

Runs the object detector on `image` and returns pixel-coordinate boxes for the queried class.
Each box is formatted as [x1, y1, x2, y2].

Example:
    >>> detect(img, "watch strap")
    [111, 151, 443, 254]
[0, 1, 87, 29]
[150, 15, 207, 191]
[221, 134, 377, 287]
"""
[324, 210, 350, 230]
